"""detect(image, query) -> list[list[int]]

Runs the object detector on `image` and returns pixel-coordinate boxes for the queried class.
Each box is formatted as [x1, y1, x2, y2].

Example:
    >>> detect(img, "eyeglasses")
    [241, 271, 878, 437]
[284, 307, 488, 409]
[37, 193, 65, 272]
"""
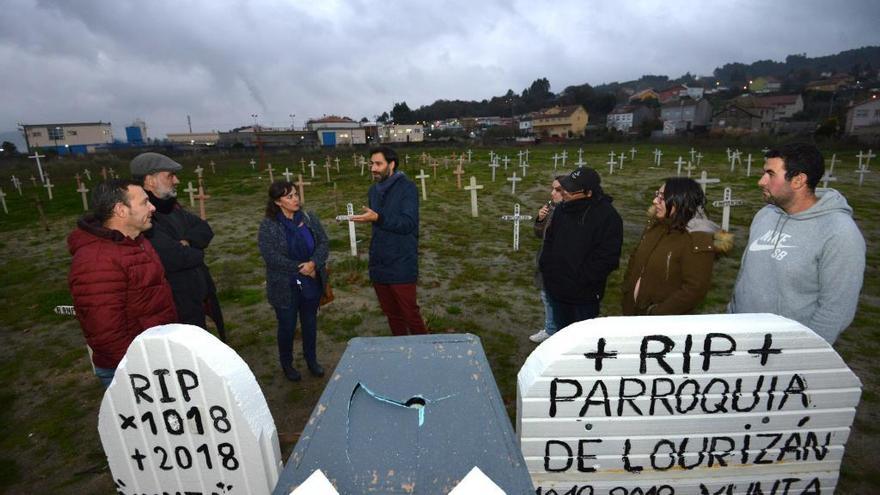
[654, 190, 665, 199]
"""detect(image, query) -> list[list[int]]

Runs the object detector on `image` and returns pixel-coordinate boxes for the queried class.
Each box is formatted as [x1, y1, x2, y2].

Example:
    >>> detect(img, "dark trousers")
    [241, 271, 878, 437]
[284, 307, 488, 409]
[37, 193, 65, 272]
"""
[177, 293, 227, 342]
[373, 283, 429, 336]
[274, 297, 319, 368]
[547, 293, 600, 332]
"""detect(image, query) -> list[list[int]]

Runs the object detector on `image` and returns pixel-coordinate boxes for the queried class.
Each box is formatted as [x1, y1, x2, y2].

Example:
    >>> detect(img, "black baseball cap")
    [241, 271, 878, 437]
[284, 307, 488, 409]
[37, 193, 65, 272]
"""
[559, 166, 600, 193]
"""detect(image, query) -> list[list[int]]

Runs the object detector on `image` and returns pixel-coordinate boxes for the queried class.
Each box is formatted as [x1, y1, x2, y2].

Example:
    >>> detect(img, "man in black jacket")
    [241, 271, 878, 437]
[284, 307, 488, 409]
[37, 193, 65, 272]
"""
[130, 152, 226, 341]
[539, 166, 623, 331]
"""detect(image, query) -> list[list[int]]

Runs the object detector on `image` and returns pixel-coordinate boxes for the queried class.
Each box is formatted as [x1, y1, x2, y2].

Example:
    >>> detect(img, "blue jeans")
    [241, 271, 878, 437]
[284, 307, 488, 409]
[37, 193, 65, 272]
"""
[274, 297, 319, 368]
[542, 290, 560, 335]
[95, 367, 116, 388]
[547, 293, 600, 332]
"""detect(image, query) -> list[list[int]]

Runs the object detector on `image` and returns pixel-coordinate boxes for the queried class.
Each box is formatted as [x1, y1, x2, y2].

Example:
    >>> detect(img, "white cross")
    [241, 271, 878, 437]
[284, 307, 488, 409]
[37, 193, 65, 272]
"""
[517, 150, 524, 167]
[674, 156, 686, 176]
[500, 203, 533, 251]
[574, 153, 586, 167]
[183, 181, 197, 207]
[453, 165, 465, 189]
[524, 149, 530, 162]
[308, 160, 317, 178]
[29, 152, 46, 183]
[100, 167, 108, 180]
[77, 182, 90, 211]
[83, 169, 91, 181]
[683, 161, 696, 177]
[520, 161, 529, 177]
[502, 156, 510, 170]
[0, 187, 7, 214]
[249, 158, 256, 170]
[819, 169, 838, 189]
[711, 187, 745, 232]
[489, 161, 500, 182]
[865, 149, 875, 168]
[415, 169, 430, 200]
[617, 152, 625, 170]
[295, 174, 312, 204]
[695, 152, 703, 168]
[43, 178, 54, 200]
[653, 149, 663, 166]
[507, 172, 521, 194]
[301, 158, 307, 173]
[359, 157, 367, 176]
[464, 176, 483, 217]
[696, 170, 720, 194]
[578, 148, 584, 162]
[745, 153, 753, 177]
[334, 157, 340, 172]
[489, 150, 495, 163]
[856, 150, 867, 169]
[194, 165, 204, 178]
[856, 165, 870, 187]
[552, 153, 559, 170]
[334, 203, 359, 256]
[630, 147, 637, 160]
[11, 176, 22, 195]
[282, 168, 294, 182]
[606, 156, 616, 175]
[324, 160, 332, 182]
[265, 163, 274, 182]
[730, 151, 741, 173]
[459, 153, 465, 168]
[689, 148, 696, 163]
[209, 160, 216, 174]
[467, 149, 473, 163]
[560, 150, 568, 168]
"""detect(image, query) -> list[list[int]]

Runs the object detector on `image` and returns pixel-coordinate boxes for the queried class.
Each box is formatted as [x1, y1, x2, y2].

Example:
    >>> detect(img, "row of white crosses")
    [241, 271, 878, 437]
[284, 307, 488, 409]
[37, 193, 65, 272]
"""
[855, 149, 874, 187]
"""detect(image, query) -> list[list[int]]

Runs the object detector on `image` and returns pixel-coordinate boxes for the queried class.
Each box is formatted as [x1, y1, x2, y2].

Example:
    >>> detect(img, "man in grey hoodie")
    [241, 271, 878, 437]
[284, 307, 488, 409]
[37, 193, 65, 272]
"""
[729, 143, 865, 344]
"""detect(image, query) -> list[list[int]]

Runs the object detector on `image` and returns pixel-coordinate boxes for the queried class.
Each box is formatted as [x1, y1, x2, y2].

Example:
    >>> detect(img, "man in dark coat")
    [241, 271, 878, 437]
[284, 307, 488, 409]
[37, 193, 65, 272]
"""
[350, 146, 429, 335]
[539, 166, 623, 331]
[68, 179, 177, 386]
[130, 152, 226, 341]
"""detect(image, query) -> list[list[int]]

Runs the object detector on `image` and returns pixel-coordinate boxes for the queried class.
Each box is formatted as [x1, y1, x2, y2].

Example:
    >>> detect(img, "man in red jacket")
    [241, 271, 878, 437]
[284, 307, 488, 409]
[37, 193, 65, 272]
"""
[68, 179, 177, 386]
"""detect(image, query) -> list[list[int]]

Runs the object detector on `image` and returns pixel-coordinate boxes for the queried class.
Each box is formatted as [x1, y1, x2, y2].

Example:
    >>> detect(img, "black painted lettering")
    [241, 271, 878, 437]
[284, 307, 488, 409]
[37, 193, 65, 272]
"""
[550, 379, 582, 418]
[129, 373, 153, 404]
[804, 431, 831, 461]
[617, 378, 646, 416]
[802, 478, 821, 495]
[176, 369, 199, 402]
[732, 375, 763, 412]
[544, 440, 573, 472]
[701, 378, 730, 413]
[580, 380, 611, 417]
[622, 439, 643, 472]
[779, 478, 799, 495]
[675, 379, 699, 413]
[584, 338, 618, 371]
[649, 378, 676, 415]
[747, 333, 782, 366]
[577, 439, 602, 472]
[682, 334, 693, 373]
[700, 484, 734, 495]
[754, 433, 782, 464]
[701, 333, 736, 371]
[649, 439, 676, 471]
[676, 436, 705, 470]
[766, 375, 779, 410]
[708, 436, 735, 467]
[778, 374, 809, 410]
[153, 368, 175, 403]
[640, 335, 675, 374]
[163, 408, 184, 435]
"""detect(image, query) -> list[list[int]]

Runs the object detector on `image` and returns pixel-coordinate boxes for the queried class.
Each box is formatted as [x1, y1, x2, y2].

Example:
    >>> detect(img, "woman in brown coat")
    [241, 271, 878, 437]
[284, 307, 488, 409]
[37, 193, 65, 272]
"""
[621, 177, 730, 316]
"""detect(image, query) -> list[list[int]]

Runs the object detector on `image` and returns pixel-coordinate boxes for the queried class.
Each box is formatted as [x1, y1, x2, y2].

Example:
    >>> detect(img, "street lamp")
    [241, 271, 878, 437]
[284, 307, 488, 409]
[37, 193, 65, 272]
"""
[251, 114, 259, 129]
[289, 113, 296, 130]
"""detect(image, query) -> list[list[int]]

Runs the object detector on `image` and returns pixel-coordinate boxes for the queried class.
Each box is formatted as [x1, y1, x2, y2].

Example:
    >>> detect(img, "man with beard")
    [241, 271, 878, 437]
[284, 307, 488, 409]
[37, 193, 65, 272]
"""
[729, 143, 865, 344]
[130, 152, 226, 341]
[350, 146, 429, 335]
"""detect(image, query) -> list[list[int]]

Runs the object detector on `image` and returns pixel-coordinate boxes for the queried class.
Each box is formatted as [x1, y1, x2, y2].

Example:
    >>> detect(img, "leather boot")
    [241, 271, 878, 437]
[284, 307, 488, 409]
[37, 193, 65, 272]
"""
[282, 363, 301, 382]
[306, 361, 325, 378]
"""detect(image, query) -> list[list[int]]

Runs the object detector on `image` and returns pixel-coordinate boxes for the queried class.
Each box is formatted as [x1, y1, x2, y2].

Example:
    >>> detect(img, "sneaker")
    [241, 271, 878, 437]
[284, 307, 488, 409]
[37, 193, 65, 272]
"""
[529, 329, 550, 343]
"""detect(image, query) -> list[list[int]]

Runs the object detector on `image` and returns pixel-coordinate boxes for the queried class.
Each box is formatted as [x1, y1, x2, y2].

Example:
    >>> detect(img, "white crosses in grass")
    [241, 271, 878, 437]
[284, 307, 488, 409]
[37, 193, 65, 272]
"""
[820, 155, 838, 190]
[630, 147, 637, 160]
[855, 165, 870, 187]
[606, 155, 616, 175]
[489, 160, 500, 182]
[0, 187, 6, 214]
[335, 203, 358, 256]
[502, 155, 510, 170]
[265, 163, 274, 182]
[11, 176, 22, 195]
[43, 178, 54, 200]
[29, 151, 46, 184]
[712, 186, 745, 232]
[308, 160, 317, 178]
[507, 172, 522, 194]
[415, 169, 430, 201]
[653, 148, 662, 166]
[183, 181, 197, 207]
[696, 170, 720, 194]
[249, 158, 256, 170]
[464, 176, 483, 218]
[683, 160, 696, 178]
[282, 168, 294, 183]
[295, 174, 312, 204]
[745, 153, 753, 177]
[77, 182, 90, 211]
[500, 203, 532, 251]
[675, 156, 686, 176]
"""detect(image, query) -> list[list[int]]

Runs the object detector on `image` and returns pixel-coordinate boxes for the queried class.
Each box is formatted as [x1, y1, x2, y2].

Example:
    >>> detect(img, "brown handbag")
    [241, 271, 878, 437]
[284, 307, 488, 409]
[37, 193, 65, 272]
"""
[319, 267, 334, 306]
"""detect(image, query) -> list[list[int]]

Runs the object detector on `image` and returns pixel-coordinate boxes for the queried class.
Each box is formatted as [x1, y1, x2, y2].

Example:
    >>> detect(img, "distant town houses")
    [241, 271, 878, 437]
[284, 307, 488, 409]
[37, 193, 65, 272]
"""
[21, 122, 113, 155]
[606, 105, 654, 133]
[846, 97, 880, 137]
[529, 105, 588, 139]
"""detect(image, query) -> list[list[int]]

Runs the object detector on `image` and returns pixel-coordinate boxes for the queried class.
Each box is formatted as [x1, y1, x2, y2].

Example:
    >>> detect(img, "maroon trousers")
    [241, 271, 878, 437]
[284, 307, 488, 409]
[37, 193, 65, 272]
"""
[373, 283, 429, 336]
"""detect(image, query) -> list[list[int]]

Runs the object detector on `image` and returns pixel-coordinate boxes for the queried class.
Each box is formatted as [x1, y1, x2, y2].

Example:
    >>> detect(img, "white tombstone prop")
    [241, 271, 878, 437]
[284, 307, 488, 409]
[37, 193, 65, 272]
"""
[448, 467, 506, 495]
[29, 151, 46, 183]
[712, 186, 745, 232]
[507, 172, 522, 194]
[489, 160, 501, 182]
[183, 181, 198, 207]
[415, 169, 430, 201]
[337, 203, 358, 256]
[630, 147, 637, 160]
[43, 178, 54, 200]
[855, 165, 870, 187]
[575, 154, 587, 167]
[0, 187, 7, 214]
[464, 176, 484, 218]
[282, 168, 294, 183]
[489, 150, 495, 163]
[696, 170, 720, 194]
[674, 156, 686, 177]
[98, 324, 282, 495]
[517, 313, 862, 495]
[500, 203, 532, 251]
[77, 182, 90, 211]
[289, 469, 339, 494]
[607, 150, 615, 165]
[308, 160, 317, 178]
[11, 175, 22, 195]
[249, 159, 256, 170]
[855, 150, 866, 169]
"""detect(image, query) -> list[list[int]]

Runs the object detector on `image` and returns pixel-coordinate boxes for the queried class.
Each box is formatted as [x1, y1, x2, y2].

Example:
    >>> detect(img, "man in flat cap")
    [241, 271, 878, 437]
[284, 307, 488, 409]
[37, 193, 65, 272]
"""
[539, 166, 623, 332]
[131, 152, 226, 341]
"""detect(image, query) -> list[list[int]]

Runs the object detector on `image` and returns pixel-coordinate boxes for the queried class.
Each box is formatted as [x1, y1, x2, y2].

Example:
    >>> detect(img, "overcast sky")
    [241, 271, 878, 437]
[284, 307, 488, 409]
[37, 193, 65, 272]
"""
[2, 0, 878, 142]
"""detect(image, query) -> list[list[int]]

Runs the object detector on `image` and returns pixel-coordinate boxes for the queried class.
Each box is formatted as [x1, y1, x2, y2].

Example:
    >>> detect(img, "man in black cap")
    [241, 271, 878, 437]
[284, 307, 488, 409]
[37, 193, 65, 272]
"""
[538, 166, 623, 331]
[130, 152, 226, 341]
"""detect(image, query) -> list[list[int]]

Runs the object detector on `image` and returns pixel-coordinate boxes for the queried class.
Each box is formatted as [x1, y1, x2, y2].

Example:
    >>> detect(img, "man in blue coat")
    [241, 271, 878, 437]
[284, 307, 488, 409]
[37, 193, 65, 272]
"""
[351, 146, 429, 335]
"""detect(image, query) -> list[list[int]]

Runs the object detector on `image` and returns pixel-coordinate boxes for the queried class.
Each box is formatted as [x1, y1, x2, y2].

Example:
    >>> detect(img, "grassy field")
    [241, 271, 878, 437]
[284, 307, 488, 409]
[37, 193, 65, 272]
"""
[0, 142, 877, 494]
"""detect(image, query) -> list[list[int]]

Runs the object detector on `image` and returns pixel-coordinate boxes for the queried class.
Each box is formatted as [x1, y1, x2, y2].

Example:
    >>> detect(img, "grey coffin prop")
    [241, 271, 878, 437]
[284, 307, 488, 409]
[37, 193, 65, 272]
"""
[272, 334, 534, 494]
